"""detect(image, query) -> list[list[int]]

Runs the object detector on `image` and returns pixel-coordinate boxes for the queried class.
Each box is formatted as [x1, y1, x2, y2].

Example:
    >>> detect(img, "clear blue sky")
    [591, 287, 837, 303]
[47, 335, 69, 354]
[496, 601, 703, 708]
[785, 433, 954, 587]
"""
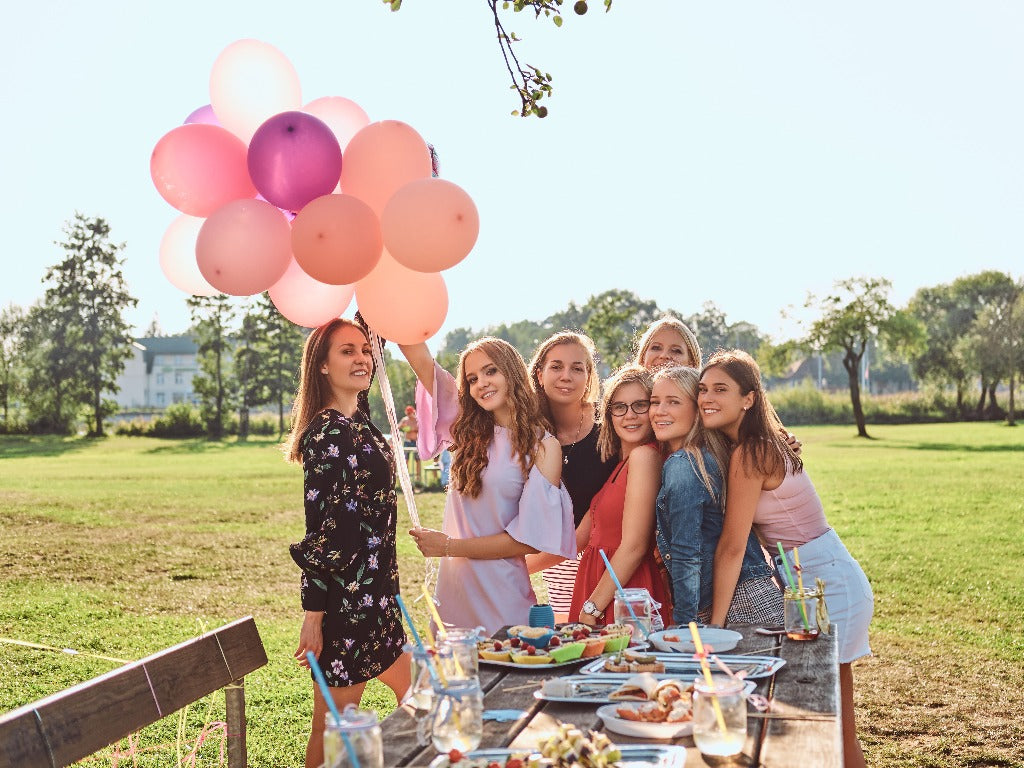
[2, 1, 1021, 348]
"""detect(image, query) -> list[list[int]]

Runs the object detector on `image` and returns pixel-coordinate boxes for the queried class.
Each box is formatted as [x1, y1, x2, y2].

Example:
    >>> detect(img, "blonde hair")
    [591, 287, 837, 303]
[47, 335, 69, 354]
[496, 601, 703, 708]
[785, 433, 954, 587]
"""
[634, 316, 702, 369]
[528, 331, 601, 428]
[597, 364, 653, 462]
[702, 349, 802, 477]
[651, 365, 731, 504]
[450, 337, 545, 499]
[282, 318, 371, 464]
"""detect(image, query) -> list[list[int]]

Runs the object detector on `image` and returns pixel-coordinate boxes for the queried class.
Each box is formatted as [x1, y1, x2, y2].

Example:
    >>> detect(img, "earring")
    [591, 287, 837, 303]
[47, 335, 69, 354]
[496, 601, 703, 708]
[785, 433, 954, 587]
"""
[321, 367, 328, 374]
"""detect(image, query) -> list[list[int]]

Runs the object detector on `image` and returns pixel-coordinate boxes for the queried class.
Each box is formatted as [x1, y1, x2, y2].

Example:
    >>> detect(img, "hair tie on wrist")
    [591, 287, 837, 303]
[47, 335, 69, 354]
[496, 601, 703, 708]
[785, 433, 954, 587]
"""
[444, 535, 451, 559]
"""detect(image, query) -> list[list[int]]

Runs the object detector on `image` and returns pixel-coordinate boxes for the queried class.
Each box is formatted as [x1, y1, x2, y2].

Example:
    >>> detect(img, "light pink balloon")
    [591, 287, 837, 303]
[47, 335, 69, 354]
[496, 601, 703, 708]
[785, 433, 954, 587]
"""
[291, 194, 382, 285]
[340, 120, 432, 216]
[269, 258, 355, 327]
[304, 96, 370, 151]
[159, 215, 220, 296]
[150, 124, 256, 216]
[209, 39, 302, 143]
[381, 178, 480, 273]
[196, 199, 292, 296]
[355, 251, 448, 344]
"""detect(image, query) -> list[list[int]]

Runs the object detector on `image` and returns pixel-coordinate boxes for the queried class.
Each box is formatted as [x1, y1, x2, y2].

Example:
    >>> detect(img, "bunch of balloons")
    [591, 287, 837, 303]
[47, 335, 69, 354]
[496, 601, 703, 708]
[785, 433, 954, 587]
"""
[150, 39, 479, 342]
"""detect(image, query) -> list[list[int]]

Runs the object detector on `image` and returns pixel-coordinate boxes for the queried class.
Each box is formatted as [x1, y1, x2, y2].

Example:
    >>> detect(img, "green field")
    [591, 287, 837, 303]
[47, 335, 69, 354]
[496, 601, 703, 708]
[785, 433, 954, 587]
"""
[1, 423, 1022, 767]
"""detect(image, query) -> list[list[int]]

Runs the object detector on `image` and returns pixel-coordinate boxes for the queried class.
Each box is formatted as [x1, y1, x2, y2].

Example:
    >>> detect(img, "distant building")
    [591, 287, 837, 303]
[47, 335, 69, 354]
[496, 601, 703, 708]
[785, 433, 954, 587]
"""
[113, 335, 200, 409]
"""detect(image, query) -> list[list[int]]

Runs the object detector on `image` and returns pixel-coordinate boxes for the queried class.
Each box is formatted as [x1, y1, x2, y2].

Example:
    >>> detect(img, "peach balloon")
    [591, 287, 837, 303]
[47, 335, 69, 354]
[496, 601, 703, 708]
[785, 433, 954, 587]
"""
[269, 258, 355, 328]
[304, 96, 370, 151]
[209, 39, 302, 143]
[381, 178, 480, 273]
[150, 124, 256, 216]
[159, 215, 219, 296]
[291, 194, 382, 285]
[355, 251, 448, 344]
[340, 120, 432, 215]
[196, 199, 291, 296]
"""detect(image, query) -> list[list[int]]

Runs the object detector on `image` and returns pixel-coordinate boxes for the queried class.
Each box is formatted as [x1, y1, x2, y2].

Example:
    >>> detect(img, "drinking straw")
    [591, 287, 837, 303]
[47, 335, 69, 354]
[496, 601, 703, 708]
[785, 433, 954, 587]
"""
[597, 548, 651, 640]
[395, 593, 440, 683]
[793, 547, 811, 631]
[421, 586, 464, 677]
[776, 542, 810, 631]
[688, 622, 727, 733]
[306, 651, 360, 768]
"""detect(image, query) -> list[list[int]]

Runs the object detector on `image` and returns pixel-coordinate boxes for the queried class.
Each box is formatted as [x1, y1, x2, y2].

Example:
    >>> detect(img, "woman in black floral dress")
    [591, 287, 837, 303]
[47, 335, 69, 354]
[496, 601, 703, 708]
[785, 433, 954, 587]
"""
[284, 317, 409, 768]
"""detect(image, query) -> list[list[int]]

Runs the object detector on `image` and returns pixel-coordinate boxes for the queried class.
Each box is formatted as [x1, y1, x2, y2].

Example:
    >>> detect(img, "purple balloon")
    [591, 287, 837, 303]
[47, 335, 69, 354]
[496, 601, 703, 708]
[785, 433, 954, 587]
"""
[247, 111, 342, 212]
[184, 104, 221, 126]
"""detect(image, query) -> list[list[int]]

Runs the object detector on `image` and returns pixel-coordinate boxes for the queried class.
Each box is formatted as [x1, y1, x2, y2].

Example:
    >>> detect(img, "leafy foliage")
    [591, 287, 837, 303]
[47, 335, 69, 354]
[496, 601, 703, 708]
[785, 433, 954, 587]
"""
[187, 295, 236, 438]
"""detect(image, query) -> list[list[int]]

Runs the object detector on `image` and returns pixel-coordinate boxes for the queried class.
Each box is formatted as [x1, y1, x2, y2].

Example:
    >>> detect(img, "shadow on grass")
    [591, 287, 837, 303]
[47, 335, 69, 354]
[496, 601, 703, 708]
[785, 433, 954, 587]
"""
[0, 435, 93, 459]
[905, 442, 1024, 453]
[143, 437, 279, 455]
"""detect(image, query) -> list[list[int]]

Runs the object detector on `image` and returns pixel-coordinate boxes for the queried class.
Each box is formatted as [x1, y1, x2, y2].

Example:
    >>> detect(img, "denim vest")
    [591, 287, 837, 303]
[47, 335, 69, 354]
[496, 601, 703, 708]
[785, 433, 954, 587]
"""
[656, 448, 772, 625]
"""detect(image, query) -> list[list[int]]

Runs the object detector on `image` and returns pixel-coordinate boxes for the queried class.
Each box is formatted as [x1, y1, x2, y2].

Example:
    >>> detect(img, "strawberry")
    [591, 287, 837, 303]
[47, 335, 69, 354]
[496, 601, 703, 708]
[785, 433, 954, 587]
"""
[549, 635, 561, 646]
[527, 645, 536, 655]
[487, 763, 501, 768]
[493, 640, 503, 651]
[448, 748, 463, 763]
[510, 637, 521, 648]
[506, 759, 524, 768]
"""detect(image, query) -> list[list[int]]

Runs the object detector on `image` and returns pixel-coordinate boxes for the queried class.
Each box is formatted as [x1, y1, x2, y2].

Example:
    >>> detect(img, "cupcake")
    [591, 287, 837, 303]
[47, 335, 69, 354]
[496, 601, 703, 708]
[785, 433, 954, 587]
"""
[546, 641, 585, 664]
[579, 635, 608, 657]
[478, 638, 512, 662]
[511, 646, 553, 665]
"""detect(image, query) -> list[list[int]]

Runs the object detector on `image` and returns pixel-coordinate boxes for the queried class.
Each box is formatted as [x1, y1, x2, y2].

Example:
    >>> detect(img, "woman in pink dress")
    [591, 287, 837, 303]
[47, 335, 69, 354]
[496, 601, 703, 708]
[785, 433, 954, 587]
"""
[400, 338, 576, 636]
[569, 365, 671, 627]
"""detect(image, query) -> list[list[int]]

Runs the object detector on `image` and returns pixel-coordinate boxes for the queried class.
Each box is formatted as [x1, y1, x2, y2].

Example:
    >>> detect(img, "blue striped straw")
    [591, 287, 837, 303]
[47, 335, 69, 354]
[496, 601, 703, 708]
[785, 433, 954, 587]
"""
[598, 548, 652, 640]
[306, 651, 360, 768]
[395, 592, 438, 682]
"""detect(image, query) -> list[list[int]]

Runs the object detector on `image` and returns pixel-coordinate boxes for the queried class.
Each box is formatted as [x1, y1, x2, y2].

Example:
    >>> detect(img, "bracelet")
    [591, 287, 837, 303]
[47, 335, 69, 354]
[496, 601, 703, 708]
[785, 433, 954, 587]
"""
[444, 535, 451, 559]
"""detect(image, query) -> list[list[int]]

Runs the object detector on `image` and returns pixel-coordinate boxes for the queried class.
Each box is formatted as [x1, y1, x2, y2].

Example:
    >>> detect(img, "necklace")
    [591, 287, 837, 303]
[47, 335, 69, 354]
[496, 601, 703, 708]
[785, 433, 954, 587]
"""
[562, 410, 587, 466]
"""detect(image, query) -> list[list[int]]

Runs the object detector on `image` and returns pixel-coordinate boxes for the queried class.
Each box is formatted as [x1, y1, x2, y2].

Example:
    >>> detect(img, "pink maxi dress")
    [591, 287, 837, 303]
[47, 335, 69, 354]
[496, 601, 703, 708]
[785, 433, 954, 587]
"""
[417, 362, 576, 636]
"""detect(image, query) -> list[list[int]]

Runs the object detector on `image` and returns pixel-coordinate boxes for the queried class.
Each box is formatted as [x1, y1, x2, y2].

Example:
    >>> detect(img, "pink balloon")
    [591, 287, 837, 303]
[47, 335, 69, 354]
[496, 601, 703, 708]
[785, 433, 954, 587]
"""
[159, 215, 220, 296]
[381, 178, 479, 273]
[196, 199, 291, 296]
[269, 258, 355, 328]
[184, 104, 220, 126]
[340, 120, 432, 215]
[291, 194, 382, 285]
[150, 124, 256, 216]
[248, 111, 342, 212]
[209, 39, 302, 143]
[304, 96, 370, 151]
[355, 251, 448, 344]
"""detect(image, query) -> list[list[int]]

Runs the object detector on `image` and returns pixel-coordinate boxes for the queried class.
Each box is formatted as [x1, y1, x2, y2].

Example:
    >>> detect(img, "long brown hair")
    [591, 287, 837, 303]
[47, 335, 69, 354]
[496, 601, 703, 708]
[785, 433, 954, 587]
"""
[282, 318, 372, 464]
[651, 365, 731, 504]
[596, 364, 653, 462]
[702, 349, 802, 477]
[633, 316, 702, 369]
[528, 331, 601, 429]
[450, 337, 545, 499]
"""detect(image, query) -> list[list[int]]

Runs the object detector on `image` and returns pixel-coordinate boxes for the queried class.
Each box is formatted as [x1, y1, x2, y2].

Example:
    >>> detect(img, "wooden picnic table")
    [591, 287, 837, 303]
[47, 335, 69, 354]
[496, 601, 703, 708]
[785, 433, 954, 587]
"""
[379, 625, 840, 767]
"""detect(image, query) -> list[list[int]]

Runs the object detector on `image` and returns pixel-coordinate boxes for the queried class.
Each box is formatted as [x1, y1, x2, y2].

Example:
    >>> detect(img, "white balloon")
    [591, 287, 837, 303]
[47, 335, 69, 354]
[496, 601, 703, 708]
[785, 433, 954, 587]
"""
[269, 258, 355, 328]
[159, 215, 219, 296]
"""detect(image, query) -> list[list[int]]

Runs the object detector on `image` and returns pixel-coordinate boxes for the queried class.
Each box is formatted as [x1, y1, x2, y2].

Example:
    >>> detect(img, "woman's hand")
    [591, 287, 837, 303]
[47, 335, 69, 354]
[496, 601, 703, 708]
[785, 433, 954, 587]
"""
[781, 429, 802, 456]
[410, 527, 449, 558]
[295, 610, 324, 668]
[579, 611, 599, 628]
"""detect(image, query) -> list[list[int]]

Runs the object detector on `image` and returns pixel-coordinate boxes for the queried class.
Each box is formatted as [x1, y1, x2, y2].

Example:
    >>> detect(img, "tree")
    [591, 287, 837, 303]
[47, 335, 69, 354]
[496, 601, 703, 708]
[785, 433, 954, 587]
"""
[685, 301, 766, 362]
[254, 293, 306, 435]
[233, 302, 268, 440]
[0, 303, 25, 430]
[188, 295, 236, 438]
[383, 0, 613, 118]
[805, 277, 923, 438]
[581, 289, 659, 369]
[962, 280, 1024, 424]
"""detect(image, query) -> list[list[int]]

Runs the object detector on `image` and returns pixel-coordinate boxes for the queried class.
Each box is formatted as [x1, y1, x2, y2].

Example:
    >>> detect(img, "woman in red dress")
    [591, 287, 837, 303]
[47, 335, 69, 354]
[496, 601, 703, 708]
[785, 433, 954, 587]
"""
[569, 364, 672, 627]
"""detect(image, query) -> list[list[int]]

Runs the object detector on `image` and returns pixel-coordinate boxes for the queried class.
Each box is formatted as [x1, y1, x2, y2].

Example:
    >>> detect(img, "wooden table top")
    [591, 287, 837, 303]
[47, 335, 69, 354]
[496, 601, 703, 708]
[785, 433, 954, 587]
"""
[380, 625, 840, 767]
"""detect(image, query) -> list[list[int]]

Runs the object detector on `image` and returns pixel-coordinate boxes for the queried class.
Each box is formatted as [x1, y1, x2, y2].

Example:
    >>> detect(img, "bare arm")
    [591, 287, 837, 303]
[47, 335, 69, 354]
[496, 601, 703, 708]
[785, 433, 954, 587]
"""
[709, 445, 766, 626]
[410, 527, 536, 559]
[534, 434, 563, 487]
[397, 342, 436, 393]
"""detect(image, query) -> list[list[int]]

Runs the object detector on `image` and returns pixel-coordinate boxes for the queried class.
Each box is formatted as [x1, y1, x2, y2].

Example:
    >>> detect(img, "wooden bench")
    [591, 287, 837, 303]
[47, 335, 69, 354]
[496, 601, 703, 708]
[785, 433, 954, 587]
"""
[0, 616, 267, 768]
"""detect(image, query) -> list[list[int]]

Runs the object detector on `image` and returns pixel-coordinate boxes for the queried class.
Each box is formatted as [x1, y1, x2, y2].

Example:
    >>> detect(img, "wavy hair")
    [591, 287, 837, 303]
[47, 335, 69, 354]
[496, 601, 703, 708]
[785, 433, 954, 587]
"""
[651, 365, 732, 504]
[596, 364, 654, 462]
[282, 318, 373, 464]
[450, 337, 545, 499]
[633, 316, 703, 369]
[528, 331, 601, 428]
[702, 349, 802, 477]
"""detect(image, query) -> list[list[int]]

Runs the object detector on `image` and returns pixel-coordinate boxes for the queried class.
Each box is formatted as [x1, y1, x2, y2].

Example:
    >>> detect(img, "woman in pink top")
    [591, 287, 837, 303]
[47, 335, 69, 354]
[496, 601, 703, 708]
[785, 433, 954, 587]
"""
[400, 338, 575, 636]
[699, 349, 873, 768]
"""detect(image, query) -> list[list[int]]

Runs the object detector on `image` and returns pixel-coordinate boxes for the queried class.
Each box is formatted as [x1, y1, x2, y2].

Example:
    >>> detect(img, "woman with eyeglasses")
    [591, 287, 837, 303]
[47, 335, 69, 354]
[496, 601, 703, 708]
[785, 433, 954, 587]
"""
[568, 364, 672, 626]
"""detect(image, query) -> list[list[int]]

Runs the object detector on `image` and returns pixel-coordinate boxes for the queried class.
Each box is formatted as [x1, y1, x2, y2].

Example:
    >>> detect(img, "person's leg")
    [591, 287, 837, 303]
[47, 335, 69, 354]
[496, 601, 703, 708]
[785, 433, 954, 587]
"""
[376, 651, 413, 704]
[306, 681, 367, 768]
[839, 662, 866, 768]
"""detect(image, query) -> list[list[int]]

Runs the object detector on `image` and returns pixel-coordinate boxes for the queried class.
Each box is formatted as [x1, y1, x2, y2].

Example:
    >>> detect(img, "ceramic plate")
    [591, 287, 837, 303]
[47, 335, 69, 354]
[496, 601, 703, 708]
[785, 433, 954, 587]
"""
[579, 653, 785, 680]
[647, 627, 743, 654]
[534, 675, 756, 704]
[427, 744, 688, 767]
[596, 704, 695, 739]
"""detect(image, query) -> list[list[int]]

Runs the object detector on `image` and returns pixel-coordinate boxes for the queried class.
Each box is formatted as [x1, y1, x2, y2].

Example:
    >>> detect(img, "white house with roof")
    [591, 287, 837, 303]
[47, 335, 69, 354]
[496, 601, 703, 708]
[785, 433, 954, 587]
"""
[113, 335, 200, 409]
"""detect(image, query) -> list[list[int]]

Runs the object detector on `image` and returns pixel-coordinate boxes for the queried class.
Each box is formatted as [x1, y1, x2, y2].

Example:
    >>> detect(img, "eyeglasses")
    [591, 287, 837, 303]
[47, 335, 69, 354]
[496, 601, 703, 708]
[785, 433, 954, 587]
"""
[609, 399, 651, 417]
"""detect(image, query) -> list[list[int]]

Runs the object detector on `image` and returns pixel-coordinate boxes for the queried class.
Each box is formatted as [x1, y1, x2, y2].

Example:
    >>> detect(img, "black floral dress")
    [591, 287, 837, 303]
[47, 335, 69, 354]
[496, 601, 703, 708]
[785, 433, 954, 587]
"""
[289, 408, 406, 686]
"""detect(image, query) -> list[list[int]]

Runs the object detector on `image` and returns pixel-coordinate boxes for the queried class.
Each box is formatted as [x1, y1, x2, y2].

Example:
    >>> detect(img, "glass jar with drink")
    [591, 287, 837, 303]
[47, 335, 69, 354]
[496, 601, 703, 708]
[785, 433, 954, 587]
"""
[323, 705, 384, 768]
[692, 675, 747, 762]
[430, 676, 484, 754]
[784, 587, 822, 641]
[612, 587, 654, 636]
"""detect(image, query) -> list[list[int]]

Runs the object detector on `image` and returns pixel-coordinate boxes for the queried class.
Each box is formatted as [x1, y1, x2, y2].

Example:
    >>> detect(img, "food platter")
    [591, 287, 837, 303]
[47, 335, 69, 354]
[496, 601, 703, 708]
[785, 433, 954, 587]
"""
[595, 704, 696, 739]
[646, 627, 743, 653]
[533, 674, 756, 704]
[427, 744, 688, 768]
[578, 653, 786, 680]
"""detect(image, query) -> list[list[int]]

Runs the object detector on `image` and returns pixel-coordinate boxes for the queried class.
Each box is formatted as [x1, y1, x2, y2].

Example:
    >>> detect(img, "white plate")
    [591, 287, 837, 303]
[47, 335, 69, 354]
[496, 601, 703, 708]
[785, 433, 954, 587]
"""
[534, 675, 756, 704]
[597, 704, 695, 739]
[427, 744, 688, 767]
[579, 653, 785, 679]
[647, 627, 743, 653]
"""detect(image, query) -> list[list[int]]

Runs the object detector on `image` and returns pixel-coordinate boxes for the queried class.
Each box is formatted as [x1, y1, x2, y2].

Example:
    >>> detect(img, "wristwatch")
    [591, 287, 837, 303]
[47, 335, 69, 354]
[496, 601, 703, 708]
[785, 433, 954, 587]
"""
[581, 600, 605, 620]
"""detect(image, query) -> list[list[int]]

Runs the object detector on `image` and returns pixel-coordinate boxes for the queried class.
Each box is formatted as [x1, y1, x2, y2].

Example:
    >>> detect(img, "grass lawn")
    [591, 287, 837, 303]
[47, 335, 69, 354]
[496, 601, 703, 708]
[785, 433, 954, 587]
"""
[1, 423, 1022, 767]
